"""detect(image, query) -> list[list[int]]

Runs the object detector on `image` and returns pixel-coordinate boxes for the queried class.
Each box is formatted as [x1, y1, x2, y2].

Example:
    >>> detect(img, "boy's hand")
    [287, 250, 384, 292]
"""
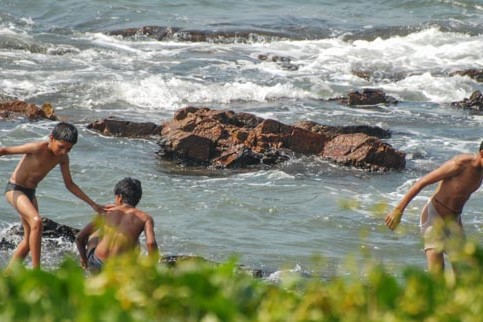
[80, 259, 87, 270]
[104, 204, 117, 210]
[385, 208, 403, 230]
[91, 203, 105, 214]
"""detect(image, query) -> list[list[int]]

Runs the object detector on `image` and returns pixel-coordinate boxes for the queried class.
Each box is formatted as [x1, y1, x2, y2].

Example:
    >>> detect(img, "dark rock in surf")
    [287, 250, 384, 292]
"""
[451, 90, 483, 111]
[258, 54, 299, 71]
[332, 88, 398, 106]
[87, 118, 161, 137]
[0, 100, 57, 121]
[0, 217, 79, 254]
[107, 26, 181, 40]
[449, 69, 483, 82]
[10, 217, 80, 242]
[106, 26, 290, 44]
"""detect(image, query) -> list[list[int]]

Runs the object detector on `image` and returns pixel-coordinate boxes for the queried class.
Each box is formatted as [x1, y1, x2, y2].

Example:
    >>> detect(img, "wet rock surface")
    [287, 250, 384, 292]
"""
[452, 90, 483, 111]
[0, 100, 57, 120]
[330, 88, 398, 106]
[87, 118, 161, 137]
[157, 106, 405, 171]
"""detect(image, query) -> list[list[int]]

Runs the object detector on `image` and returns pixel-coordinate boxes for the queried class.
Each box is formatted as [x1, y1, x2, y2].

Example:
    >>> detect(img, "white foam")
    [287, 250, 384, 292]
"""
[115, 75, 311, 110]
[86, 28, 481, 109]
[2, 26, 482, 116]
[269, 28, 483, 102]
[382, 72, 476, 103]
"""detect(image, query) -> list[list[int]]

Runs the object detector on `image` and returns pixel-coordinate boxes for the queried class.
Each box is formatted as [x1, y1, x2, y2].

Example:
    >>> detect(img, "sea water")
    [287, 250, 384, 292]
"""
[0, 0, 482, 276]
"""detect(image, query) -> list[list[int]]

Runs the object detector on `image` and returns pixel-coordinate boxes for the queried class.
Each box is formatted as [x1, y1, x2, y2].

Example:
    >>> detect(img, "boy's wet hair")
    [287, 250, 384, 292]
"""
[480, 141, 483, 152]
[52, 122, 78, 144]
[114, 177, 142, 207]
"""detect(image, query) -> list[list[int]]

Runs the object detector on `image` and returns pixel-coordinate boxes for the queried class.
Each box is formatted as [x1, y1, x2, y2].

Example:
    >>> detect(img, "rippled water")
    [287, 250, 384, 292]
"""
[0, 0, 482, 276]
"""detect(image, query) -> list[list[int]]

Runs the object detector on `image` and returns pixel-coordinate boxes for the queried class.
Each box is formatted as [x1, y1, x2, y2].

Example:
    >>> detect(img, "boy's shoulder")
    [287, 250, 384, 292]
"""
[18, 140, 50, 155]
[131, 208, 154, 223]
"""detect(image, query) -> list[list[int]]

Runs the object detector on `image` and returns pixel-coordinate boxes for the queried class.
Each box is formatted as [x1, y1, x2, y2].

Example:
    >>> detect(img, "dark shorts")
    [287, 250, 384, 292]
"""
[87, 247, 104, 273]
[5, 181, 36, 202]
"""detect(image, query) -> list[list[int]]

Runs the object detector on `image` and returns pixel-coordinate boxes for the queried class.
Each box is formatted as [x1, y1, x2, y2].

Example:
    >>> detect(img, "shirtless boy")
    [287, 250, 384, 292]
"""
[76, 177, 159, 274]
[0, 122, 104, 270]
[385, 141, 483, 274]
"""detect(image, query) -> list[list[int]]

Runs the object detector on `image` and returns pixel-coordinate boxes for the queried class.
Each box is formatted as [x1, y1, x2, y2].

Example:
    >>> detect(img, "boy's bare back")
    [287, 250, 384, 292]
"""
[94, 205, 156, 260]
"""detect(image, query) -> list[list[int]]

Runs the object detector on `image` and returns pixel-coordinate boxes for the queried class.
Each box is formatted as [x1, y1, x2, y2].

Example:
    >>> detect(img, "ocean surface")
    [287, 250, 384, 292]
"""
[1, 0, 482, 278]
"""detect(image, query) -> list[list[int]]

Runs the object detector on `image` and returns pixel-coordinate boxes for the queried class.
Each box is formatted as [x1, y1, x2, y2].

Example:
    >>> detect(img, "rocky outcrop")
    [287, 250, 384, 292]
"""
[87, 118, 161, 137]
[157, 107, 405, 171]
[452, 90, 483, 111]
[0, 100, 57, 120]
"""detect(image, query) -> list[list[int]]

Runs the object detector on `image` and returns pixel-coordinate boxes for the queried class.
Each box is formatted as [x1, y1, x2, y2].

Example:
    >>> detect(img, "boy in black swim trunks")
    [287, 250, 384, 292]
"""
[76, 177, 158, 274]
[0, 122, 104, 270]
[385, 141, 483, 275]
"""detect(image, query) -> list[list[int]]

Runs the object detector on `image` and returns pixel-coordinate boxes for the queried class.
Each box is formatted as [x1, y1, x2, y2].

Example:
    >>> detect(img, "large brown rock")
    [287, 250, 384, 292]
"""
[158, 106, 405, 171]
[0, 100, 57, 120]
[85, 107, 405, 171]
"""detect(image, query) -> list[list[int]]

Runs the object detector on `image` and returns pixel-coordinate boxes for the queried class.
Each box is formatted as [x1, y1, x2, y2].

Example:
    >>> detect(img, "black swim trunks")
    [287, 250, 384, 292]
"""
[87, 247, 104, 273]
[5, 181, 36, 202]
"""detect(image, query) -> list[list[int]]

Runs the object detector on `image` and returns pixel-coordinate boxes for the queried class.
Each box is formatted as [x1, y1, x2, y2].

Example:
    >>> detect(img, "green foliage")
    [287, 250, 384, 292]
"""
[1, 244, 482, 322]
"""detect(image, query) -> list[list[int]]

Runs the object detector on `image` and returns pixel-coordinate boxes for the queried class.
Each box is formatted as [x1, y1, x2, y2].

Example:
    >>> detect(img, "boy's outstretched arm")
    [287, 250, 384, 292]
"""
[0, 142, 41, 156]
[385, 157, 465, 230]
[59, 157, 105, 213]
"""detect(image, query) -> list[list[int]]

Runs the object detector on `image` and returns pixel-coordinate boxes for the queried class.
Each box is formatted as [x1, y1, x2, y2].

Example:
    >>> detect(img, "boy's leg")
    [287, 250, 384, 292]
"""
[5, 191, 43, 269]
[425, 248, 444, 274]
[11, 217, 31, 259]
[87, 235, 100, 253]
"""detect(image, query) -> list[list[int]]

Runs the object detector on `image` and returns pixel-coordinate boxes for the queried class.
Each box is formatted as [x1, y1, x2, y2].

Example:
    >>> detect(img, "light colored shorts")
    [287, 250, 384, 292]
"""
[420, 200, 465, 254]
